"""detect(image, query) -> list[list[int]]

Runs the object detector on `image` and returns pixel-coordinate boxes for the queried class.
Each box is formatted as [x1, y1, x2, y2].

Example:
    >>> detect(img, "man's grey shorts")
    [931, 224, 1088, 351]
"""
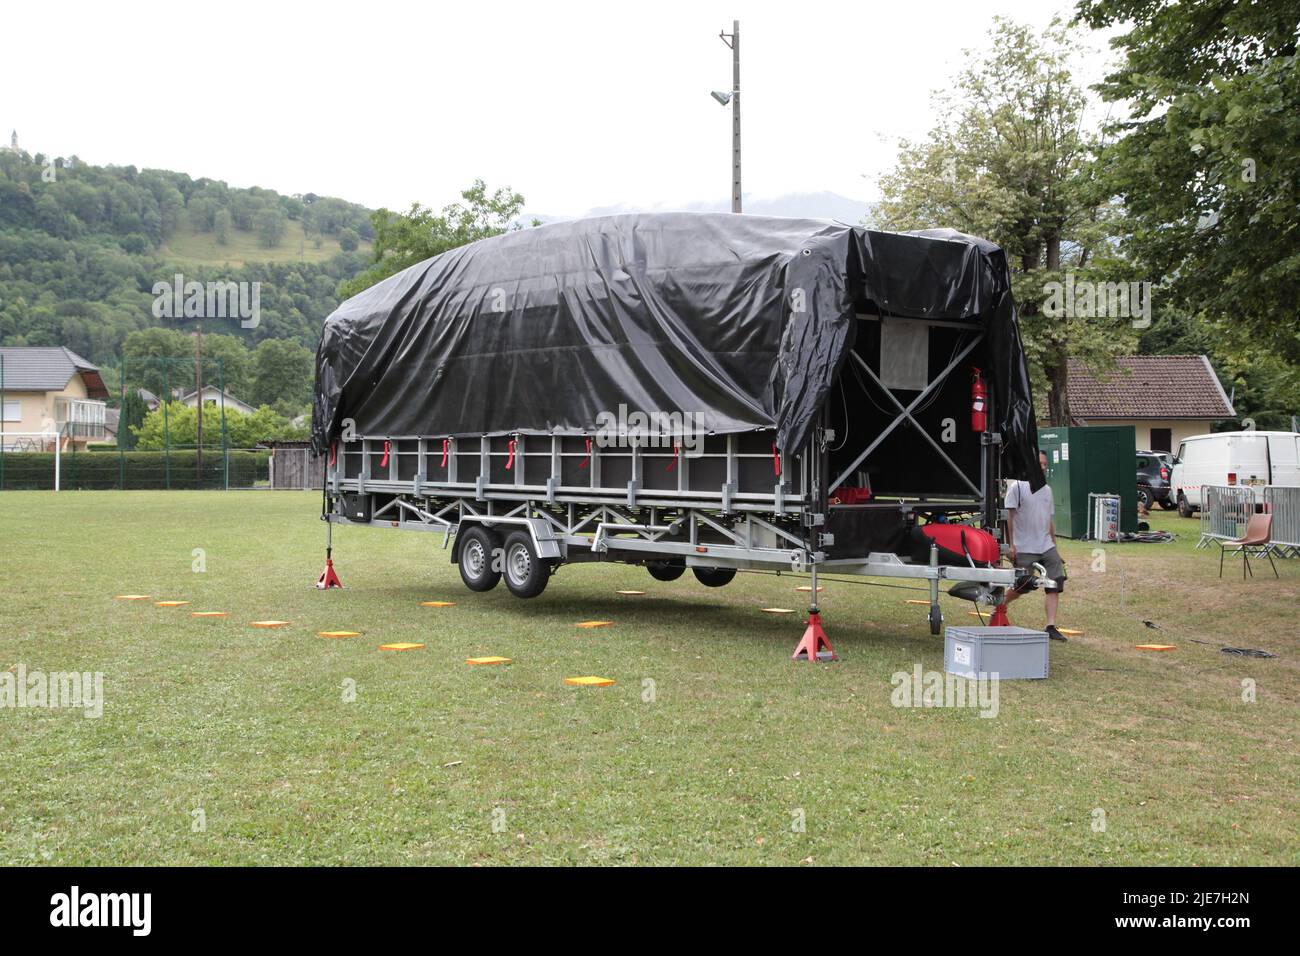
[1014, 547, 1066, 593]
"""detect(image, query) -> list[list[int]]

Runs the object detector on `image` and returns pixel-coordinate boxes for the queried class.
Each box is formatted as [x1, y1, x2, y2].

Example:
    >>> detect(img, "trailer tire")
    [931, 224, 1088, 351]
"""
[458, 526, 502, 592]
[692, 566, 736, 588]
[646, 560, 686, 582]
[502, 531, 550, 599]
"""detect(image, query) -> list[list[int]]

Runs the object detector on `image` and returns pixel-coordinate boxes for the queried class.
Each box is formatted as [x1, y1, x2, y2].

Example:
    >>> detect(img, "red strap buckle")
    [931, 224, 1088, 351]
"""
[505, 438, 517, 471]
[440, 438, 449, 468]
[579, 437, 592, 469]
[379, 440, 391, 468]
[772, 442, 781, 478]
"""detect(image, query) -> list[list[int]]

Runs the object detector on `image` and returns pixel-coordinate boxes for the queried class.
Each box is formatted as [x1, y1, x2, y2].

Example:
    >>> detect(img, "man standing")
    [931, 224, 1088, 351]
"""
[991, 449, 1067, 641]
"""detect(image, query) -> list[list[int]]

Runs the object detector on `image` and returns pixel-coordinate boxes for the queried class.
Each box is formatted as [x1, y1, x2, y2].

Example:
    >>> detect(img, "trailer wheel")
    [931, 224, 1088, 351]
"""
[646, 560, 686, 582]
[692, 566, 736, 588]
[929, 605, 943, 636]
[502, 531, 550, 599]
[458, 526, 502, 592]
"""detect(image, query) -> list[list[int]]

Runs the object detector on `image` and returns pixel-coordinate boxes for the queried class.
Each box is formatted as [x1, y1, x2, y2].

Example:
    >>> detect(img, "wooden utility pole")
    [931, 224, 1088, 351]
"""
[195, 325, 203, 483]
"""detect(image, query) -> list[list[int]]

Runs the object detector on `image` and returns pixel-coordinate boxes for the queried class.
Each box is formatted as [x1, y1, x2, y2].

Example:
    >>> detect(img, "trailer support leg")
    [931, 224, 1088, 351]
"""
[316, 514, 344, 590]
[792, 559, 836, 662]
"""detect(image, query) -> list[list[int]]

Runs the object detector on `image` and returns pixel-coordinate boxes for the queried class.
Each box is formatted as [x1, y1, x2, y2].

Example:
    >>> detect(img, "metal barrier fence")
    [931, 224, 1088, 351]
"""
[1264, 486, 1300, 557]
[1197, 485, 1258, 548]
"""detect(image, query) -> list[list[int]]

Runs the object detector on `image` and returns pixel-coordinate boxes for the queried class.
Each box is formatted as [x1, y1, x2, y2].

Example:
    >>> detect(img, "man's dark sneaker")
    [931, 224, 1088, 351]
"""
[1046, 625, 1067, 642]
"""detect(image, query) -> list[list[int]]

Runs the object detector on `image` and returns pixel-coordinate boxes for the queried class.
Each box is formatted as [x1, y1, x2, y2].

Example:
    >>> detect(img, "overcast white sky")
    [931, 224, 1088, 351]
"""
[3, 0, 1119, 217]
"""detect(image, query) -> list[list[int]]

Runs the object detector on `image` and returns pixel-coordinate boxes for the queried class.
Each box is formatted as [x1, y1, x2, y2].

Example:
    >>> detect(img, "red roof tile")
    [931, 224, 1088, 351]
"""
[1067, 355, 1234, 420]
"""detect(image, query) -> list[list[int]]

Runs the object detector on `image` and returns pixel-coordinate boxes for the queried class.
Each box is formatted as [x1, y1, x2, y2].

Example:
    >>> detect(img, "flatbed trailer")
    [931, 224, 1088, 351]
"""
[314, 213, 1050, 644]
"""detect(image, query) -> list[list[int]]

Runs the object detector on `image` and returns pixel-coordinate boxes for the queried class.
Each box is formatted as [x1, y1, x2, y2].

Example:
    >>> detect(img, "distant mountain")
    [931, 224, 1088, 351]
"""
[528, 191, 876, 227]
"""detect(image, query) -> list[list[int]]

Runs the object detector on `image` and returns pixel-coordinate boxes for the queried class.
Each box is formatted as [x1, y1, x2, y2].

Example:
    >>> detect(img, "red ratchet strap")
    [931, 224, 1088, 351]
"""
[505, 439, 517, 471]
[379, 440, 391, 468]
[579, 437, 592, 469]
[440, 439, 449, 468]
[772, 443, 781, 477]
[329, 442, 336, 467]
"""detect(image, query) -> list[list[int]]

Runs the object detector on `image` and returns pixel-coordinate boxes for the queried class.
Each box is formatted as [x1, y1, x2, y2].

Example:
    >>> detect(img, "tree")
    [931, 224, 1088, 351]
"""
[198, 332, 252, 397]
[188, 196, 217, 232]
[875, 18, 1135, 424]
[131, 402, 306, 448]
[339, 179, 526, 299]
[214, 208, 232, 245]
[122, 327, 193, 397]
[116, 387, 148, 450]
[250, 337, 314, 407]
[338, 227, 359, 252]
[1077, 0, 1300, 364]
[254, 207, 287, 248]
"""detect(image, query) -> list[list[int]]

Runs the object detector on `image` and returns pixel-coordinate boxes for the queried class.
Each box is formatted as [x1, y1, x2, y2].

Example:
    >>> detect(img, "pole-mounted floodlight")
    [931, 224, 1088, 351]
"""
[715, 21, 740, 213]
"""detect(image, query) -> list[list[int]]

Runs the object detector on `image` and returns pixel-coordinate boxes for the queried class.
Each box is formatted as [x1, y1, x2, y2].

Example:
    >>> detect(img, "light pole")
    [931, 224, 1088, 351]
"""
[712, 20, 741, 213]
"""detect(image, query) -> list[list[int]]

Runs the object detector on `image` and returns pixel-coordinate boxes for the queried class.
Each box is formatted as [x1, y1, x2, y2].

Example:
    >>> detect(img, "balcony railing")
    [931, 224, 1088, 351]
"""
[55, 398, 107, 440]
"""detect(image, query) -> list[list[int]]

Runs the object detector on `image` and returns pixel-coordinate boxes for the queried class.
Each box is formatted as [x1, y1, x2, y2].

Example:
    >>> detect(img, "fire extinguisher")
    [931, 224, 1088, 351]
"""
[971, 367, 987, 433]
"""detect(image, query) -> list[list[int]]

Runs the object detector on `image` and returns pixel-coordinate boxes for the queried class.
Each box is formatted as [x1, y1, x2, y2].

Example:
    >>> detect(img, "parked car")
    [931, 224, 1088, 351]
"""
[1136, 450, 1176, 510]
[1170, 431, 1300, 517]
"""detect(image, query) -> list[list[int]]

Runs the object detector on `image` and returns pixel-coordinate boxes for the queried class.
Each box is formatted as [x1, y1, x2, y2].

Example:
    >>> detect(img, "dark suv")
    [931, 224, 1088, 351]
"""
[1136, 451, 1176, 510]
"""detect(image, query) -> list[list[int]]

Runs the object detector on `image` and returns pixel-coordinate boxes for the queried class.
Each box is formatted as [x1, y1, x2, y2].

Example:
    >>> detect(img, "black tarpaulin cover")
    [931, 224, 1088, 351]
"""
[312, 212, 1042, 487]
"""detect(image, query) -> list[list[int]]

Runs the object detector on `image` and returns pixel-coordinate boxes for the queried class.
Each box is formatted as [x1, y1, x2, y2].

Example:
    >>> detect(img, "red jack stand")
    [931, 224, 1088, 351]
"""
[316, 556, 343, 589]
[316, 507, 342, 589]
[988, 604, 1009, 626]
[792, 611, 837, 662]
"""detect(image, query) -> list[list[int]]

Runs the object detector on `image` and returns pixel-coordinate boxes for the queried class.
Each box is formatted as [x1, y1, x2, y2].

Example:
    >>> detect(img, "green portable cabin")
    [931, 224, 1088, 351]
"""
[1036, 426, 1138, 538]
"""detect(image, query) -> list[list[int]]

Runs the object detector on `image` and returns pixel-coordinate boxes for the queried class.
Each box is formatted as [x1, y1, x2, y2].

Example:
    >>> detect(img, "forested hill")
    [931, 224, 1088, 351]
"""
[0, 147, 375, 377]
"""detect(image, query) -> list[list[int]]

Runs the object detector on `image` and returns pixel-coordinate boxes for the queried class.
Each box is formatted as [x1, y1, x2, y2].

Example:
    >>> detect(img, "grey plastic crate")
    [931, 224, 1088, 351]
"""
[944, 625, 1049, 680]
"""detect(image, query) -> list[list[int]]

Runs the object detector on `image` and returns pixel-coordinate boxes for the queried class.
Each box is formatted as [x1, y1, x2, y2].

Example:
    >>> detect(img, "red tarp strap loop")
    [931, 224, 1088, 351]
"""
[772, 443, 781, 477]
[380, 441, 390, 468]
[667, 440, 680, 472]
[329, 442, 336, 467]
[440, 439, 449, 468]
[505, 438, 516, 471]
[579, 437, 591, 469]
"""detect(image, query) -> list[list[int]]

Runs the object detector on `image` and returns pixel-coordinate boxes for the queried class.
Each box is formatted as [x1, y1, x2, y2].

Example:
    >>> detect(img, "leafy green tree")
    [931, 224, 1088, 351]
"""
[339, 180, 525, 299]
[189, 196, 217, 232]
[875, 18, 1135, 423]
[250, 337, 314, 407]
[1077, 0, 1300, 365]
[122, 327, 193, 396]
[338, 227, 359, 252]
[255, 207, 287, 248]
[198, 332, 252, 397]
[132, 402, 307, 448]
[214, 208, 232, 245]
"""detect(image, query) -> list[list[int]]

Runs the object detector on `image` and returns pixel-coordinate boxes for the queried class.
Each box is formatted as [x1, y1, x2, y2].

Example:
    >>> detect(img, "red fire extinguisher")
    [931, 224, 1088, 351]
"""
[971, 368, 987, 433]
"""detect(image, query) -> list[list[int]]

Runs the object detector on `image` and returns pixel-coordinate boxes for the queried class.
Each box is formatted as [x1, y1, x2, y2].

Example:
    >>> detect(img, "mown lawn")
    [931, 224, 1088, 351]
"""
[1, 491, 1295, 865]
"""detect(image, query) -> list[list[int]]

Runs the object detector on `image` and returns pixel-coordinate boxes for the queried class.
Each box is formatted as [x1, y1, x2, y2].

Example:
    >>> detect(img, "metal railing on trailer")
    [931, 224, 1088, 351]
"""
[321, 429, 1040, 640]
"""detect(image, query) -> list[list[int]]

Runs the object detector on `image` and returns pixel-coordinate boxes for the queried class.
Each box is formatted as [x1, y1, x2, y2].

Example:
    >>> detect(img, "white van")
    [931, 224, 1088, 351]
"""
[1171, 431, 1300, 516]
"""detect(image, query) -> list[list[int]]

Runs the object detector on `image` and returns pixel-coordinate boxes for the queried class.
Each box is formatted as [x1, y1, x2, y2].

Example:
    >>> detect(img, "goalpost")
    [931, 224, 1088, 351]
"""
[0, 431, 63, 491]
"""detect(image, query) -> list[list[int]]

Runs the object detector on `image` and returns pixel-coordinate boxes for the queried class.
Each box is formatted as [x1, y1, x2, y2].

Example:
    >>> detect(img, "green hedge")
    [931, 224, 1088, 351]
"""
[0, 450, 270, 490]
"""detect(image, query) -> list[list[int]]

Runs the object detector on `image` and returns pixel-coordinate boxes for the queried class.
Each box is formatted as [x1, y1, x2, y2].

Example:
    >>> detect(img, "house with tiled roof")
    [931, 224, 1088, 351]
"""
[1066, 355, 1236, 453]
[0, 346, 110, 450]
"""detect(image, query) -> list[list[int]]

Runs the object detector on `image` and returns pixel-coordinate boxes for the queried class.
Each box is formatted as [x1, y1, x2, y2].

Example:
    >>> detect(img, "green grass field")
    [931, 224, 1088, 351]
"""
[1, 491, 1296, 865]
[159, 220, 370, 269]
